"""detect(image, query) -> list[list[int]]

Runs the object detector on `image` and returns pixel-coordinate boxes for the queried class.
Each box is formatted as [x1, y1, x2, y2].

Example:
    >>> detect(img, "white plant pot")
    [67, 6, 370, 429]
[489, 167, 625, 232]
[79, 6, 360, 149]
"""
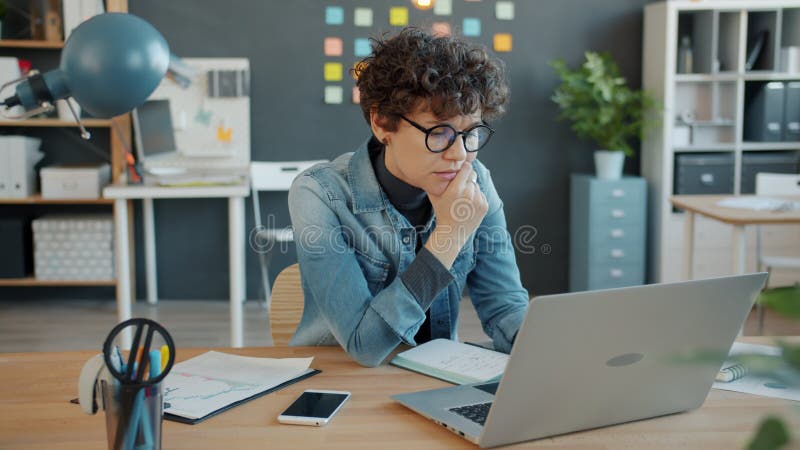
[594, 150, 625, 180]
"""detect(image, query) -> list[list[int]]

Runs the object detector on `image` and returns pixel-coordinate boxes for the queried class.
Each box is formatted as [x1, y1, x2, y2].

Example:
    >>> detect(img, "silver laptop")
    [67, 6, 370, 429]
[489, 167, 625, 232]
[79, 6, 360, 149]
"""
[132, 99, 246, 177]
[392, 273, 767, 448]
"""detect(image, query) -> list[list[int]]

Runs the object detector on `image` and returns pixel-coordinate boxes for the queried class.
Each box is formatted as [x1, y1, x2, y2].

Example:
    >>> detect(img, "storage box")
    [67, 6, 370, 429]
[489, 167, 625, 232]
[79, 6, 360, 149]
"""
[674, 153, 735, 195]
[740, 151, 800, 193]
[40, 163, 110, 199]
[32, 214, 115, 281]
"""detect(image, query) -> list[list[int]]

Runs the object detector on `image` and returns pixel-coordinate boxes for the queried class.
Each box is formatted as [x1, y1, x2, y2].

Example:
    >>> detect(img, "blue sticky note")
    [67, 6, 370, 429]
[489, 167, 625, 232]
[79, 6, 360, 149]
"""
[354, 38, 371, 57]
[326, 6, 344, 25]
[463, 18, 481, 37]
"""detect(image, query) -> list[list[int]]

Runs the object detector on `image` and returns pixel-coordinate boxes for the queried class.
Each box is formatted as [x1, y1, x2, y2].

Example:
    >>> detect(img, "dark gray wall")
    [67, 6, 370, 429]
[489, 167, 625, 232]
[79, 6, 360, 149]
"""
[1, 0, 654, 302]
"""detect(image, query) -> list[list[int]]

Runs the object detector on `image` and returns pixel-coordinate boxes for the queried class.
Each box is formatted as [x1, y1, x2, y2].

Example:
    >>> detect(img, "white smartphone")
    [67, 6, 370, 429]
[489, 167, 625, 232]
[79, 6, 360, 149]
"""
[277, 389, 351, 426]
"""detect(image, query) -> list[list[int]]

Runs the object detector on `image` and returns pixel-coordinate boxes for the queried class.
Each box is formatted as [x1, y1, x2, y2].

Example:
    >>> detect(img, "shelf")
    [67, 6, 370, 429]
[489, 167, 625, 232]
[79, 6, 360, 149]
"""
[743, 72, 800, 81]
[0, 39, 64, 49]
[675, 73, 738, 82]
[0, 194, 114, 205]
[741, 142, 800, 151]
[675, 73, 800, 82]
[0, 118, 114, 127]
[674, 144, 736, 152]
[0, 277, 116, 287]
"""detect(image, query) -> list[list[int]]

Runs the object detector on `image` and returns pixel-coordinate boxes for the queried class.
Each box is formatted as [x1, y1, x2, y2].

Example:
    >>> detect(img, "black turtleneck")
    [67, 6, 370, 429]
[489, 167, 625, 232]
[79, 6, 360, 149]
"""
[368, 137, 455, 344]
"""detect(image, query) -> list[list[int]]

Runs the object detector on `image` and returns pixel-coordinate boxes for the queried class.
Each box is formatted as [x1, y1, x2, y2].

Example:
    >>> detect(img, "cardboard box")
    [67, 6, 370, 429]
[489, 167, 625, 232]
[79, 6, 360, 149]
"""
[40, 163, 110, 199]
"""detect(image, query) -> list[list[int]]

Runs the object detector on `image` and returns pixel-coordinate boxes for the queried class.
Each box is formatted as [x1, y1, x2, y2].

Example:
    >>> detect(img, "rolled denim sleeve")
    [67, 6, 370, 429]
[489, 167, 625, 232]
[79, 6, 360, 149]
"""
[289, 175, 429, 367]
[467, 163, 529, 353]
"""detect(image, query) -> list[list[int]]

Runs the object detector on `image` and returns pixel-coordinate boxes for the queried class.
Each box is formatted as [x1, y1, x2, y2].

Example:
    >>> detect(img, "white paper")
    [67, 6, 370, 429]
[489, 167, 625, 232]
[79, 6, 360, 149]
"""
[712, 342, 800, 401]
[717, 196, 799, 212]
[164, 351, 313, 420]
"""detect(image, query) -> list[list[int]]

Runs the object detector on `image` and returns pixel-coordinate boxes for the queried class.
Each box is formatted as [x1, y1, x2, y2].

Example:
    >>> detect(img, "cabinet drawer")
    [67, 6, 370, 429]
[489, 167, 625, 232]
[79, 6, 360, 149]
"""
[589, 224, 644, 245]
[589, 241, 645, 264]
[589, 179, 646, 206]
[590, 205, 645, 227]
[588, 263, 645, 290]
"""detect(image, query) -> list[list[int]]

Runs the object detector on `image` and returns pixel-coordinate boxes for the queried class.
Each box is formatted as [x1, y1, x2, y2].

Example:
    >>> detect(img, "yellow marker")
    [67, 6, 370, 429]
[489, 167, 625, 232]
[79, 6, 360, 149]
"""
[324, 62, 343, 82]
[217, 125, 233, 142]
[161, 345, 170, 372]
[389, 7, 409, 26]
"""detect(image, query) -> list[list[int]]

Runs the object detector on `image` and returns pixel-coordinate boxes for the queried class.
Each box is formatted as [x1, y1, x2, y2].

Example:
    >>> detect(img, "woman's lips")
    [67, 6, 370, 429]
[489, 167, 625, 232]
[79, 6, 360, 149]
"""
[434, 171, 458, 181]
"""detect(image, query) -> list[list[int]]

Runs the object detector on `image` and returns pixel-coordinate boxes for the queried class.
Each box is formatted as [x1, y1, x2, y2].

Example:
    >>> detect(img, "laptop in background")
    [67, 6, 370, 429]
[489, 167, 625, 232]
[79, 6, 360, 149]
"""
[132, 99, 247, 177]
[393, 273, 767, 448]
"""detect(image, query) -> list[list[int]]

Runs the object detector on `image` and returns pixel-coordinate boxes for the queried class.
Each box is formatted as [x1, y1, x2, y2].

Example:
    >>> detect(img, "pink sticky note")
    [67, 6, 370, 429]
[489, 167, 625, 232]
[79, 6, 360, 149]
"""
[432, 22, 451, 37]
[324, 37, 343, 57]
[352, 86, 361, 104]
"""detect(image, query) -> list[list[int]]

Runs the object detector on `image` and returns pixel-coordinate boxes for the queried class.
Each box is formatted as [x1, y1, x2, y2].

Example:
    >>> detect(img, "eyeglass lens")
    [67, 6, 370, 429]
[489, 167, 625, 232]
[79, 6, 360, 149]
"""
[427, 125, 492, 152]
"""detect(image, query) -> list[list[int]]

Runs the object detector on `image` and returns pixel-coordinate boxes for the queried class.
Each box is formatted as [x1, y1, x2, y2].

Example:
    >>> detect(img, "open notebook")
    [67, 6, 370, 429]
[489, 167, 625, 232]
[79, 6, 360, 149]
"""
[390, 339, 509, 385]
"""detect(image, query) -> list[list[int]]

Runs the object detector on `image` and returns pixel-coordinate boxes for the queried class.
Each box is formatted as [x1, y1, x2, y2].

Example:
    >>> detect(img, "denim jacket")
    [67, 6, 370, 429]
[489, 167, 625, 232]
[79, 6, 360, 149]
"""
[288, 138, 529, 367]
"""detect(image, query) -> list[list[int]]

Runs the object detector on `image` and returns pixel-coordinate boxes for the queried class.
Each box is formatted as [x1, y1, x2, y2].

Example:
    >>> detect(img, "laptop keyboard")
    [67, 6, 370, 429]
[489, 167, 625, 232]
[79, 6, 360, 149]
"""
[449, 402, 492, 426]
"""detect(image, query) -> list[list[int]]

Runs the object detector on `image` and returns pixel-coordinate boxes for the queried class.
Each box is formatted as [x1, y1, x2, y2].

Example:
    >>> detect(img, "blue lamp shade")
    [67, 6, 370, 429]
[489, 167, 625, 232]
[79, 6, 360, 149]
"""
[11, 13, 170, 118]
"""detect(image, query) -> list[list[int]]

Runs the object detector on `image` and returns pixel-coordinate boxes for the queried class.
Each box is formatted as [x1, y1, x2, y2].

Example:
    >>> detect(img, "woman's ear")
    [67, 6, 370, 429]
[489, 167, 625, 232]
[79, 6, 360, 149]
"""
[369, 109, 391, 145]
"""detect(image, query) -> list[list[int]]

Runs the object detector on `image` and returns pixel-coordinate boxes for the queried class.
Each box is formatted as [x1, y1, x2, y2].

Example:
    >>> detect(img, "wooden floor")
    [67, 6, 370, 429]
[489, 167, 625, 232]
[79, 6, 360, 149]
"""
[0, 297, 796, 353]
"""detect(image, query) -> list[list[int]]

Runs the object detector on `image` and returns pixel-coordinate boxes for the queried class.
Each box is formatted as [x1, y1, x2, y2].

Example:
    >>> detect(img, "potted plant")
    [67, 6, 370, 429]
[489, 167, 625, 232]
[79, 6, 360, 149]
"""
[550, 51, 657, 180]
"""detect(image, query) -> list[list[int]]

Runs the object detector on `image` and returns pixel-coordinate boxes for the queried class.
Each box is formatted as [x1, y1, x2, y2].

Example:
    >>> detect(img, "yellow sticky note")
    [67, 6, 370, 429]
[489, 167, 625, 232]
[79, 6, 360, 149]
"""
[324, 37, 343, 56]
[324, 62, 343, 81]
[389, 7, 409, 26]
[432, 22, 451, 37]
[493, 33, 512, 52]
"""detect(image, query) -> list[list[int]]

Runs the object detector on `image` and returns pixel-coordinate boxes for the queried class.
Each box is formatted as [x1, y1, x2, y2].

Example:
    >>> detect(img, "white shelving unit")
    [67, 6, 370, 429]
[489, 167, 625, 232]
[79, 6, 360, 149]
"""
[643, 0, 800, 284]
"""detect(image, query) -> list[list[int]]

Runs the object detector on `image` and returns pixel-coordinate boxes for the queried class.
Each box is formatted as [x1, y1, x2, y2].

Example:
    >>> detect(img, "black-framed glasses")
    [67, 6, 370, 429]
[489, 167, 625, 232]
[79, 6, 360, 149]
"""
[398, 115, 495, 153]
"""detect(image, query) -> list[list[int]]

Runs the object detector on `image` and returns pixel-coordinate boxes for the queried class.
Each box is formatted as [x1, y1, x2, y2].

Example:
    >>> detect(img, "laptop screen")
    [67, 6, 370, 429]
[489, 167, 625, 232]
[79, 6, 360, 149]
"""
[133, 99, 177, 160]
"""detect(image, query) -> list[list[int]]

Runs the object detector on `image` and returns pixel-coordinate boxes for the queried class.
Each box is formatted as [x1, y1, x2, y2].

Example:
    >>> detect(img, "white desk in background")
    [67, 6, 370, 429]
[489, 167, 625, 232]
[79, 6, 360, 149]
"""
[103, 181, 250, 348]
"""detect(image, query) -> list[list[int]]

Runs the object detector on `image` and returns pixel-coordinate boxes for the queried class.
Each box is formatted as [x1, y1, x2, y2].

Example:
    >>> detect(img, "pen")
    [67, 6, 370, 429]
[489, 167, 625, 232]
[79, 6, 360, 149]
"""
[160, 345, 170, 373]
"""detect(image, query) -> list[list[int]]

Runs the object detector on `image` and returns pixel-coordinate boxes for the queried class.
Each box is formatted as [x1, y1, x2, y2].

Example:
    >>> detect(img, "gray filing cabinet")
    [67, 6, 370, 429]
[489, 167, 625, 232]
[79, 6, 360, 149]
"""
[569, 175, 647, 292]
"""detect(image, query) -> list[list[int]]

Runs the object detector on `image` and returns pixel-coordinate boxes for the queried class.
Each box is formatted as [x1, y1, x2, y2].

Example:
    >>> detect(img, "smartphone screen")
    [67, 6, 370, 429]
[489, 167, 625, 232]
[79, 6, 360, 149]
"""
[281, 391, 349, 419]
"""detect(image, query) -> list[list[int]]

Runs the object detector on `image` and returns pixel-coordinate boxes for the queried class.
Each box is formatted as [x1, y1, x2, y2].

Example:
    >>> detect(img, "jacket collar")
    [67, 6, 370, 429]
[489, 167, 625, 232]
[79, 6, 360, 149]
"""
[347, 136, 389, 214]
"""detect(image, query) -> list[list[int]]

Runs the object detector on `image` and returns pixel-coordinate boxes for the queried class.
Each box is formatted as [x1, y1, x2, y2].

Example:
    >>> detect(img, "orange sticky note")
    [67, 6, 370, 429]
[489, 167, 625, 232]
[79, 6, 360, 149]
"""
[432, 22, 451, 37]
[493, 33, 512, 52]
[324, 62, 343, 81]
[324, 37, 343, 56]
[217, 124, 233, 142]
[352, 86, 360, 104]
[389, 7, 409, 26]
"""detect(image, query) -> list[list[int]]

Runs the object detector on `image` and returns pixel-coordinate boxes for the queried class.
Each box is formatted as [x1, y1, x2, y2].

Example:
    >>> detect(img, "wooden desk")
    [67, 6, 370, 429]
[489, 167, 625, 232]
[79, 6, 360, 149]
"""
[670, 195, 800, 280]
[1, 342, 798, 449]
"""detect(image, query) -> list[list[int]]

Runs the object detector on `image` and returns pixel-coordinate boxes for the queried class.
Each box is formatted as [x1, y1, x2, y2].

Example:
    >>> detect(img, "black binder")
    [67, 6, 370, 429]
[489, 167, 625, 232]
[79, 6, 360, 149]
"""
[785, 81, 800, 142]
[744, 82, 785, 142]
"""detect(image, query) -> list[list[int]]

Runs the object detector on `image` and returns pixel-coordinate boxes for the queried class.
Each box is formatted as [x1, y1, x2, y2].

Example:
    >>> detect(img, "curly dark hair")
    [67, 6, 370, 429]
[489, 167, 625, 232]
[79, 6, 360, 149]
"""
[354, 27, 509, 131]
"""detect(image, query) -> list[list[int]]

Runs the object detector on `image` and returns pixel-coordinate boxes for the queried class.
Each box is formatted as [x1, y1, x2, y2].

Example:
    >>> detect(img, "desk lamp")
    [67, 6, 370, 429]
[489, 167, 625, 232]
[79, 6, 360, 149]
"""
[0, 13, 170, 139]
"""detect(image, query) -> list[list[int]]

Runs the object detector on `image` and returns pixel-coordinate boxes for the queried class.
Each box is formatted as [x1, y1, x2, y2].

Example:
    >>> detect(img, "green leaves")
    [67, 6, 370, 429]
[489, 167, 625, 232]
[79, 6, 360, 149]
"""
[550, 51, 658, 157]
[747, 416, 790, 450]
[758, 285, 800, 320]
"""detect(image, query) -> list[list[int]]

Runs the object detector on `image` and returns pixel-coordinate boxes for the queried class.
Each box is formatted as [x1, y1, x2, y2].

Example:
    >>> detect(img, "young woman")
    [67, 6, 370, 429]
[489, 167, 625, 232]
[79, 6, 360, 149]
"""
[288, 28, 529, 366]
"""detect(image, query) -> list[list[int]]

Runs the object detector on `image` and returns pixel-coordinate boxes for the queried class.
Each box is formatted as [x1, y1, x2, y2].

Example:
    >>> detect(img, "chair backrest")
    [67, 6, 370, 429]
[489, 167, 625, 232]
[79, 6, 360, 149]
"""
[755, 172, 800, 196]
[269, 263, 304, 346]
